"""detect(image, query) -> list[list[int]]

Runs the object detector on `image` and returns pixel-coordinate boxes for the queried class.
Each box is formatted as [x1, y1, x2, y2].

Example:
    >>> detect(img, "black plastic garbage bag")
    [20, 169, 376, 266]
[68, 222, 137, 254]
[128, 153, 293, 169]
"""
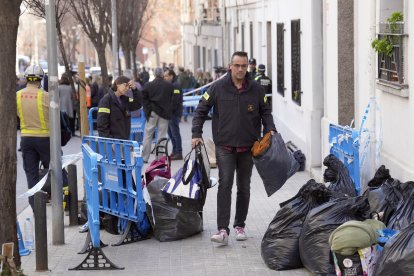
[373, 223, 414, 276]
[261, 180, 331, 270]
[253, 133, 300, 197]
[367, 165, 392, 188]
[299, 197, 370, 275]
[387, 189, 414, 230]
[147, 178, 203, 242]
[323, 154, 357, 197]
[363, 179, 404, 224]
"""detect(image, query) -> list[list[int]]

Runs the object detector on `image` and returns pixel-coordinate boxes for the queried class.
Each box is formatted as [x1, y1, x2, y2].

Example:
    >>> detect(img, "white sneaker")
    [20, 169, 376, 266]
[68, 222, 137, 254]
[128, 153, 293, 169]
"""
[211, 229, 229, 245]
[234, 226, 247, 241]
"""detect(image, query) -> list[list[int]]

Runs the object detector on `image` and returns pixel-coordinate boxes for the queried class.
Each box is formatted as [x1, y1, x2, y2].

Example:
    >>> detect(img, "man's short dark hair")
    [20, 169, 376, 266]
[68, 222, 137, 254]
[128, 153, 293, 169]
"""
[231, 51, 248, 63]
[165, 68, 176, 79]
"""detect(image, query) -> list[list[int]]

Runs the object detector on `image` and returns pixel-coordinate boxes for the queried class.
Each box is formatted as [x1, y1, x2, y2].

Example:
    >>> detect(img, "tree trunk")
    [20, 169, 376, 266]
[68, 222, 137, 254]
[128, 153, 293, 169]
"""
[96, 45, 109, 86]
[132, 50, 138, 80]
[56, 21, 76, 92]
[154, 38, 160, 68]
[0, 0, 22, 267]
[124, 45, 132, 70]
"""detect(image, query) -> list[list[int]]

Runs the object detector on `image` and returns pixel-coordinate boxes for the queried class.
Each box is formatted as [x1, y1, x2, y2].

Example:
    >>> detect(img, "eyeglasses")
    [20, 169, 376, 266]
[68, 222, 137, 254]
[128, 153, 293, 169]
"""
[231, 64, 248, 69]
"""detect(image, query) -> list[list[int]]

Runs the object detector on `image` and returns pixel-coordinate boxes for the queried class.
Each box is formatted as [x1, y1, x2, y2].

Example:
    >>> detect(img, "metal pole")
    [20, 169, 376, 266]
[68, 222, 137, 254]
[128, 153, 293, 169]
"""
[34, 192, 48, 271]
[68, 164, 79, 226]
[46, 0, 64, 245]
[111, 0, 118, 78]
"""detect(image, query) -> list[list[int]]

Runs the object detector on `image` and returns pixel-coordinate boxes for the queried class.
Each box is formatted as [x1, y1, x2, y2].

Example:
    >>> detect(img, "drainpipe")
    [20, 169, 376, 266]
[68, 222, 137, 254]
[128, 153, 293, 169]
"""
[362, 0, 377, 191]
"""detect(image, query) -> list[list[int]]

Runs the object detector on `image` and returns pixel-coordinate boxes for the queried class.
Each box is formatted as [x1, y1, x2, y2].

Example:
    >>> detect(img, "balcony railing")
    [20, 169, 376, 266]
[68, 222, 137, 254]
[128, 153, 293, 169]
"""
[377, 22, 406, 86]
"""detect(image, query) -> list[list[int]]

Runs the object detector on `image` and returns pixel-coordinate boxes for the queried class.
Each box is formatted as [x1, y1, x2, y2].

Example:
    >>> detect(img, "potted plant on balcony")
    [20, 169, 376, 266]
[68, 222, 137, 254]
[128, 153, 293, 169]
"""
[371, 12, 404, 82]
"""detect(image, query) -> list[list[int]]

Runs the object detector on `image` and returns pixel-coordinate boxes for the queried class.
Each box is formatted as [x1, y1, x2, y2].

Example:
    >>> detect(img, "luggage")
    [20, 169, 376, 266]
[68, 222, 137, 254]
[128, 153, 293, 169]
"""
[145, 138, 171, 184]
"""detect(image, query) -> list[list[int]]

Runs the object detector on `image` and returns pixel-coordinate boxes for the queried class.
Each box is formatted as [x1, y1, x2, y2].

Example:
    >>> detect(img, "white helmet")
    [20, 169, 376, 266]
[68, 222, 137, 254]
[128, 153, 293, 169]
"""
[24, 65, 44, 82]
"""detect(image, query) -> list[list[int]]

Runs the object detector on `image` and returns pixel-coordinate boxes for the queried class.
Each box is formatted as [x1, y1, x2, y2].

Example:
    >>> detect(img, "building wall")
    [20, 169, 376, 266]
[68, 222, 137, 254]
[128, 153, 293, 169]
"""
[323, 0, 414, 182]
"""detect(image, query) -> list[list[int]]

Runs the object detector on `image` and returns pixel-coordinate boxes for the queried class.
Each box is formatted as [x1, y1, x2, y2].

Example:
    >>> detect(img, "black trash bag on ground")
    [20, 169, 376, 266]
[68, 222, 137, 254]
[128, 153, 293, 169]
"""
[299, 197, 370, 275]
[323, 154, 357, 198]
[253, 133, 300, 197]
[387, 189, 414, 230]
[147, 178, 203, 241]
[363, 179, 404, 224]
[261, 180, 331, 270]
[373, 223, 414, 275]
[367, 165, 392, 188]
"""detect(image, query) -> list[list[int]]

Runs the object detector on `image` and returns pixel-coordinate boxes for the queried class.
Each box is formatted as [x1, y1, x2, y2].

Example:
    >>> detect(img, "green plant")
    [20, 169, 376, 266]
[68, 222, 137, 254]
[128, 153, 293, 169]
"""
[371, 12, 404, 56]
[387, 11, 403, 33]
[371, 37, 393, 56]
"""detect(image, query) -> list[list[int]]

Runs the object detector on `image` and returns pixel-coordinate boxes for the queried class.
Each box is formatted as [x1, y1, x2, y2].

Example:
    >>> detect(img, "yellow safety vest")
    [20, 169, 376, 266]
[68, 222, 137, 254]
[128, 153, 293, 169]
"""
[17, 89, 49, 136]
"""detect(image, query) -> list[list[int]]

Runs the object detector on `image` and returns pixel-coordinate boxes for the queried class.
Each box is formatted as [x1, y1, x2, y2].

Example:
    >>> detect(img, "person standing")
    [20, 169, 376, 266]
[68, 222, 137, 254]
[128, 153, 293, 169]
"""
[254, 64, 273, 110]
[164, 69, 183, 160]
[141, 68, 174, 163]
[192, 51, 276, 245]
[17, 65, 50, 210]
[97, 76, 142, 140]
[248, 58, 257, 79]
[59, 74, 75, 135]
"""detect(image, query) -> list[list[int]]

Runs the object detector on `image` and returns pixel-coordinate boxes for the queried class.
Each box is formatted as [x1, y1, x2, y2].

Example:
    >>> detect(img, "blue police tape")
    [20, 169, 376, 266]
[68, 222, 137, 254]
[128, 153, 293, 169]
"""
[18, 153, 83, 199]
[182, 72, 228, 96]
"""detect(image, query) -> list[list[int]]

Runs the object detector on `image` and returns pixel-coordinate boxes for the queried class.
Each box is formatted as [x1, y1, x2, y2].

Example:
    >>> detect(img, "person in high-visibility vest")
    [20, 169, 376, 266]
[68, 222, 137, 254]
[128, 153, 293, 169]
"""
[17, 65, 50, 210]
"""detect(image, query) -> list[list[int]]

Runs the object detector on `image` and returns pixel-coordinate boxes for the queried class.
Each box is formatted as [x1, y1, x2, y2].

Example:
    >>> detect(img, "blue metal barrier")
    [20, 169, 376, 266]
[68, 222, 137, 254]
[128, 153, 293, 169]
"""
[130, 109, 146, 142]
[82, 143, 100, 248]
[329, 124, 361, 194]
[70, 143, 123, 270]
[88, 107, 99, 136]
[72, 136, 151, 270]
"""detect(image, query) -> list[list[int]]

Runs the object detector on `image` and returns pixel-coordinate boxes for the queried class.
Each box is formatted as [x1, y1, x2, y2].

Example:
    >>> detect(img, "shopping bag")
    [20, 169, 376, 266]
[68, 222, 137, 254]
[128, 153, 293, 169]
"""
[161, 145, 209, 211]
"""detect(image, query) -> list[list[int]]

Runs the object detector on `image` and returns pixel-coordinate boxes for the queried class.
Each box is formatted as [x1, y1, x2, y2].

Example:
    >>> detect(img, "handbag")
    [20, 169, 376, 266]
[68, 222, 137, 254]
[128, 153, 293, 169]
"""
[161, 145, 209, 212]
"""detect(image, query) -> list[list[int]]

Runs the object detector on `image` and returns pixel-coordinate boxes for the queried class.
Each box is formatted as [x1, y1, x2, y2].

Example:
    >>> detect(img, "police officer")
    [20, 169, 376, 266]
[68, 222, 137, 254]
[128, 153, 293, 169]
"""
[248, 58, 257, 79]
[255, 64, 273, 110]
[97, 76, 142, 140]
[17, 65, 50, 210]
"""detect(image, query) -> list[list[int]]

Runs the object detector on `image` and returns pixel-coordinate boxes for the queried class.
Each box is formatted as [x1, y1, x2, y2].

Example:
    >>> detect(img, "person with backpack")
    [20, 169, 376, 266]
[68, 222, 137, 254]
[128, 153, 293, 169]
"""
[16, 65, 50, 210]
[97, 76, 142, 140]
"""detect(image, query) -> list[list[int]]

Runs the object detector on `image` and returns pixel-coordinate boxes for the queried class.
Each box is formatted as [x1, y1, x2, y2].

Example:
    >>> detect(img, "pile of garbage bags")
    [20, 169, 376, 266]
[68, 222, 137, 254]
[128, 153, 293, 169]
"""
[261, 156, 414, 275]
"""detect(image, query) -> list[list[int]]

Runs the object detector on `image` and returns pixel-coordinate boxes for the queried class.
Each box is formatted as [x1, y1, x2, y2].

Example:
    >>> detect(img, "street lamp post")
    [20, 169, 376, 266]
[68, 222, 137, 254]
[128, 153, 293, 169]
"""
[46, 0, 64, 245]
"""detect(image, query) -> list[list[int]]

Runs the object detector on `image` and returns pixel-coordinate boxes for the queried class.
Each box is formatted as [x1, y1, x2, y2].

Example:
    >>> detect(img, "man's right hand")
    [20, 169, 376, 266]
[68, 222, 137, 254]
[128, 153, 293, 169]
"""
[191, 138, 203, 148]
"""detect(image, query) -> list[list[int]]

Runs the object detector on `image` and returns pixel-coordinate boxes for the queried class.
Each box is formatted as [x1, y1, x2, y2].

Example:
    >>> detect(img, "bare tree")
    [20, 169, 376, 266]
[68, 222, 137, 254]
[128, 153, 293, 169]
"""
[69, 0, 111, 86]
[0, 0, 23, 269]
[117, 0, 152, 78]
[23, 0, 73, 76]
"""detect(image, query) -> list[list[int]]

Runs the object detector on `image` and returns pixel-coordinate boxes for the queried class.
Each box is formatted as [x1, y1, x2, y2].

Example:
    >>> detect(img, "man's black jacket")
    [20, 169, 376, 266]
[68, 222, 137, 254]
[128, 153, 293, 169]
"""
[97, 88, 142, 140]
[171, 82, 183, 117]
[192, 72, 275, 147]
[142, 77, 174, 120]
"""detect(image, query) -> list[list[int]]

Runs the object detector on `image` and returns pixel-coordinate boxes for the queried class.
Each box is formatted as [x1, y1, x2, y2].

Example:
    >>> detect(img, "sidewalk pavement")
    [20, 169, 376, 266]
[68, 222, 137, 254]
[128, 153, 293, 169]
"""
[18, 119, 312, 276]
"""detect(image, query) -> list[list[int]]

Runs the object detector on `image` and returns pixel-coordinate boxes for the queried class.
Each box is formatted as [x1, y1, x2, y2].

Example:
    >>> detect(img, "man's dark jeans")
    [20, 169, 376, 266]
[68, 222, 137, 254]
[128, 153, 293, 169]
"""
[21, 137, 50, 209]
[168, 115, 182, 154]
[216, 146, 253, 234]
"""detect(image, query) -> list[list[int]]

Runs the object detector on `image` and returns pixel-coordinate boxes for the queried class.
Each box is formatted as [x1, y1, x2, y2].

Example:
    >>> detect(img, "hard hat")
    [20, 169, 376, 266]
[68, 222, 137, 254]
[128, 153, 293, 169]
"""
[24, 65, 44, 82]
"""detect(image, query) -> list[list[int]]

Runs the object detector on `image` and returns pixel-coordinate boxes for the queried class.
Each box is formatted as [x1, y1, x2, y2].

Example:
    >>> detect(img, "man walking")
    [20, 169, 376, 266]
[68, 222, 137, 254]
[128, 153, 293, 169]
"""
[164, 69, 183, 160]
[17, 65, 50, 210]
[141, 67, 174, 163]
[192, 51, 276, 245]
[254, 64, 273, 110]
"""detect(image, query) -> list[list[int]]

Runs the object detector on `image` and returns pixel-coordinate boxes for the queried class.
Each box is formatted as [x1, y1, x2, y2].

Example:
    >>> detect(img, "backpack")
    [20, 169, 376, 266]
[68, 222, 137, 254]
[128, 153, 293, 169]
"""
[60, 111, 72, 146]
